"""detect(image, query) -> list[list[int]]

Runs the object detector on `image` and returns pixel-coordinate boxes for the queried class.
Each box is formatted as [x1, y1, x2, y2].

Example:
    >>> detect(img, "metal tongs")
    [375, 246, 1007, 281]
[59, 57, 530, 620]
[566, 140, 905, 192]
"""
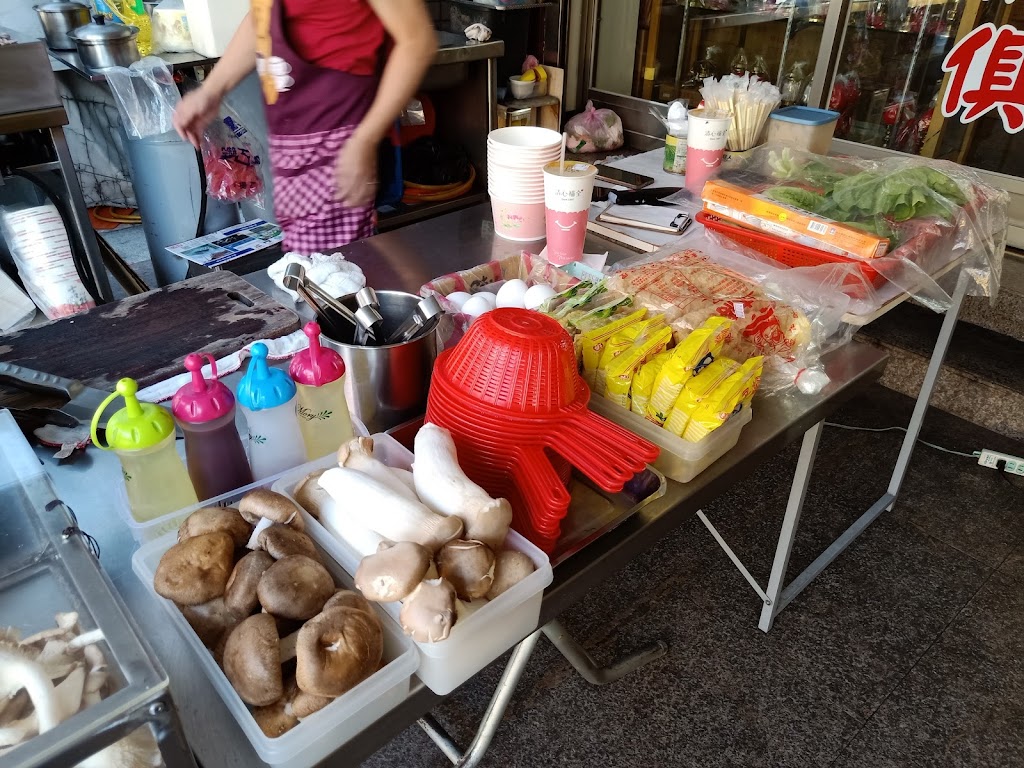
[283, 263, 383, 342]
[353, 287, 384, 345]
[385, 295, 444, 345]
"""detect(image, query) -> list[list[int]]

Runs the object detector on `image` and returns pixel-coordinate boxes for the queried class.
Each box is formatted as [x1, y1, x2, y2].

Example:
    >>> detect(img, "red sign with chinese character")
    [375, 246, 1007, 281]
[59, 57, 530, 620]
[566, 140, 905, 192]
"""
[942, 23, 1024, 134]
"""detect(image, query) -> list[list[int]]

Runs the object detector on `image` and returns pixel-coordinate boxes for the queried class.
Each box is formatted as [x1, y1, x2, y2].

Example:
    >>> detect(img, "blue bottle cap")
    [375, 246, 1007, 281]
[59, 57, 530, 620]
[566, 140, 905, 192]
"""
[237, 343, 296, 411]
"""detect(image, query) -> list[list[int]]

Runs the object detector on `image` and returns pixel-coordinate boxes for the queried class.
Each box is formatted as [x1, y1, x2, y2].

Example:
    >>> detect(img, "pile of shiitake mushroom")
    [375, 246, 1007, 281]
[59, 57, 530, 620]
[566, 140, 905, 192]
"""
[153, 491, 383, 738]
[290, 425, 538, 643]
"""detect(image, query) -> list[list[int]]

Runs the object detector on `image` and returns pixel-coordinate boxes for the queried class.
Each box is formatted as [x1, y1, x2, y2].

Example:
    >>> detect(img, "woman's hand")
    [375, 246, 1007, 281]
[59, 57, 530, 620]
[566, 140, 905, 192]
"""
[335, 134, 378, 207]
[173, 87, 223, 148]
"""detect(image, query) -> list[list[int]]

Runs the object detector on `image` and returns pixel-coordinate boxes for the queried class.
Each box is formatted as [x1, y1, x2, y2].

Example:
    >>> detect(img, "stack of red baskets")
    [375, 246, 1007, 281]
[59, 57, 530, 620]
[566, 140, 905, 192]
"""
[425, 308, 660, 553]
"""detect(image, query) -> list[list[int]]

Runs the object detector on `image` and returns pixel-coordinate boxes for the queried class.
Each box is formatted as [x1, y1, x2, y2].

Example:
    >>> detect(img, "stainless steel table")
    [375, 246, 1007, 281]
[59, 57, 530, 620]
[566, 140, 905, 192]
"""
[33, 205, 889, 767]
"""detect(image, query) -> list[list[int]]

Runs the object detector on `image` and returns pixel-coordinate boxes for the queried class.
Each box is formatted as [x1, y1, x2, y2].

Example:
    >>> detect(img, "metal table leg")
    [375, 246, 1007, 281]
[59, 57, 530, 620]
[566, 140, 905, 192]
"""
[49, 125, 113, 302]
[541, 619, 667, 685]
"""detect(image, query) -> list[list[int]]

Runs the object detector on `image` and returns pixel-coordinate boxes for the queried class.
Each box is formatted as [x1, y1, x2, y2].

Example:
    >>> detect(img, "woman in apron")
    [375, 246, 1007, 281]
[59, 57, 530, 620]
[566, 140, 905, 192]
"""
[172, 0, 436, 253]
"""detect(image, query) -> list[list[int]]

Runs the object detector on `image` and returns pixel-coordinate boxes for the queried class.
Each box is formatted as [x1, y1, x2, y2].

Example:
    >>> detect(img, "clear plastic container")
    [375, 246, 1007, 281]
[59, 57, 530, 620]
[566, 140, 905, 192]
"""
[588, 395, 753, 484]
[132, 528, 418, 766]
[271, 432, 554, 695]
[764, 106, 840, 155]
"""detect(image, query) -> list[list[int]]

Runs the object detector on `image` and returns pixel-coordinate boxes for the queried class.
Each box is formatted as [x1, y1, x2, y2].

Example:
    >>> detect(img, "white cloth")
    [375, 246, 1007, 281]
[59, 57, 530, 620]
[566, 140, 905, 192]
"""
[464, 23, 491, 42]
[267, 251, 366, 303]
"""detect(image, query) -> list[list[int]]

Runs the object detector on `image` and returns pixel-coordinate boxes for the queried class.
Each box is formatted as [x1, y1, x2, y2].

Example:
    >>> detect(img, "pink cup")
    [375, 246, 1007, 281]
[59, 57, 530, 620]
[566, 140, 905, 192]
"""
[685, 108, 732, 195]
[543, 161, 596, 266]
[491, 197, 546, 241]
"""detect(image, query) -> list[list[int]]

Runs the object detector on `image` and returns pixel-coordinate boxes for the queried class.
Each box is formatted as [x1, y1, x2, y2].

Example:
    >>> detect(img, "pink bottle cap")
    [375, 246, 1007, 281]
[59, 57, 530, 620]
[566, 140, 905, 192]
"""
[172, 352, 236, 423]
[289, 322, 346, 387]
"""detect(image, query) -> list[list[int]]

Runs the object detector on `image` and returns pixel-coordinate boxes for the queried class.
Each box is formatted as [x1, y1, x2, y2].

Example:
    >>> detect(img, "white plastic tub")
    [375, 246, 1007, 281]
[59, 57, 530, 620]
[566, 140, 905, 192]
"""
[132, 530, 417, 766]
[764, 106, 839, 155]
[589, 395, 753, 483]
[272, 432, 554, 695]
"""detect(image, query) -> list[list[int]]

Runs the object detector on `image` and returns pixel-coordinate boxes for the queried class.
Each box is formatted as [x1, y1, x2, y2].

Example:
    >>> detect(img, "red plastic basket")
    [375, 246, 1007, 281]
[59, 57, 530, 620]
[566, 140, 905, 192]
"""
[696, 210, 886, 298]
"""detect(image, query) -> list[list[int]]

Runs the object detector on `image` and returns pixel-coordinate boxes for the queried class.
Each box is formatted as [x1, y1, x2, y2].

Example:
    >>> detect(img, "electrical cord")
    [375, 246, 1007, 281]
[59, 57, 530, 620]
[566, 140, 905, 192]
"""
[823, 422, 978, 459]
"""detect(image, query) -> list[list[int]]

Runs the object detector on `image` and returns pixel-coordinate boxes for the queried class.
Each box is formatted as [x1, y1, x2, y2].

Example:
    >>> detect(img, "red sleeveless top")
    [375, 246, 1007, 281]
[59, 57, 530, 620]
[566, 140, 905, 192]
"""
[280, 0, 385, 76]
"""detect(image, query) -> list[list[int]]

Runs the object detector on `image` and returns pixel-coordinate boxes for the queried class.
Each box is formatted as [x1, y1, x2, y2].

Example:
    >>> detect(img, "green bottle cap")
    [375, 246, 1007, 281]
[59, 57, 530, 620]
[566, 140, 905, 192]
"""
[91, 378, 176, 451]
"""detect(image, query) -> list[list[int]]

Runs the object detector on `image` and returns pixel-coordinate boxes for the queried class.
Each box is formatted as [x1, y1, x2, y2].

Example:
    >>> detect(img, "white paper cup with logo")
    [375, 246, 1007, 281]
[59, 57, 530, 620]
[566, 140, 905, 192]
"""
[543, 161, 596, 266]
[685, 108, 731, 195]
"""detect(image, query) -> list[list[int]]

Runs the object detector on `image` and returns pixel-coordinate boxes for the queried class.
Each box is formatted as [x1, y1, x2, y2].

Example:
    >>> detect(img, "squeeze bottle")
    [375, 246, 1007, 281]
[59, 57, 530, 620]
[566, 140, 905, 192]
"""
[91, 378, 197, 522]
[237, 342, 305, 480]
[172, 352, 253, 500]
[289, 321, 356, 460]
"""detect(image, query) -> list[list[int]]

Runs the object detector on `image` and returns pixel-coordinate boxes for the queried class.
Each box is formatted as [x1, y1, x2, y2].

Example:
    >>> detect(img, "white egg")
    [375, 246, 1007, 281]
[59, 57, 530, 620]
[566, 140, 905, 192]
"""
[523, 284, 557, 310]
[496, 279, 529, 309]
[461, 293, 494, 319]
[476, 291, 498, 308]
[446, 291, 472, 310]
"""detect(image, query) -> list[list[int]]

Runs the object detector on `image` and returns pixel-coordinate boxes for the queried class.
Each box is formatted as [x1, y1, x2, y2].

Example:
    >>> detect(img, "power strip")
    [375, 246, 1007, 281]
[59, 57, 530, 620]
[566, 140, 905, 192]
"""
[978, 449, 1024, 476]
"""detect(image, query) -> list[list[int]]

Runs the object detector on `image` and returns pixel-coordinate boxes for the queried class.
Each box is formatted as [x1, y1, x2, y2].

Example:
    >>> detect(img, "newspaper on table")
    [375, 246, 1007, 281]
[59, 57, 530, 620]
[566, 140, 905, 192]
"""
[167, 219, 282, 267]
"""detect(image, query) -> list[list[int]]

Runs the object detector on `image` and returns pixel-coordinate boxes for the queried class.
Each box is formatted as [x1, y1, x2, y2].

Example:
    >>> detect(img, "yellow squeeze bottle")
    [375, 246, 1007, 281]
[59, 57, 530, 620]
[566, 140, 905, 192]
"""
[91, 378, 198, 522]
[289, 322, 355, 460]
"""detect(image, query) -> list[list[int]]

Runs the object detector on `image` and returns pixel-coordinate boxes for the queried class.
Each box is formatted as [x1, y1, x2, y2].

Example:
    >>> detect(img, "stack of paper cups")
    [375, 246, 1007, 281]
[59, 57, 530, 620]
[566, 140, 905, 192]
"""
[488, 127, 563, 241]
[685, 108, 732, 195]
[543, 161, 597, 266]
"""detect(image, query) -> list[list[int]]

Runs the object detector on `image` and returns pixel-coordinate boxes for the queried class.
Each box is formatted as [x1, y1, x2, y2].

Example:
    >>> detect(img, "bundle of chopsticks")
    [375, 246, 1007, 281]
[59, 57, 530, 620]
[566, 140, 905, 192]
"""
[700, 74, 782, 151]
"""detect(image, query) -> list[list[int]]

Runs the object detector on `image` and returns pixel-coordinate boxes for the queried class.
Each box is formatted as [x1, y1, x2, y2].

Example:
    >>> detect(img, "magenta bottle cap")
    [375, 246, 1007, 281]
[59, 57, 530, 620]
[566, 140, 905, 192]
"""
[172, 352, 236, 424]
[289, 322, 346, 387]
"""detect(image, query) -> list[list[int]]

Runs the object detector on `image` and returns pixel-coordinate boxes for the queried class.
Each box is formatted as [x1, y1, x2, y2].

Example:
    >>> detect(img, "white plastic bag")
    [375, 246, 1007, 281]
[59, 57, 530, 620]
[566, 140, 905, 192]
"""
[1, 205, 95, 320]
[105, 57, 181, 139]
[565, 101, 624, 153]
[152, 0, 193, 53]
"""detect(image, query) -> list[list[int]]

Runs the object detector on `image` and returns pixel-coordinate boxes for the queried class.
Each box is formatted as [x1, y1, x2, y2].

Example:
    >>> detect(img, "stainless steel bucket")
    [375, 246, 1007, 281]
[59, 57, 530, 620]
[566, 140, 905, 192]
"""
[321, 291, 440, 433]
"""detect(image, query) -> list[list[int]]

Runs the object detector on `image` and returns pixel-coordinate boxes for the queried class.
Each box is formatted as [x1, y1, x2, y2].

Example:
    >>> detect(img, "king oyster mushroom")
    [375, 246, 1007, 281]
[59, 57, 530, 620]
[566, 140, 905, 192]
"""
[295, 608, 383, 698]
[178, 507, 253, 547]
[292, 470, 331, 520]
[399, 578, 458, 643]
[437, 540, 495, 601]
[154, 532, 235, 605]
[257, 525, 319, 561]
[486, 550, 537, 600]
[256, 556, 334, 621]
[354, 541, 431, 602]
[238, 489, 305, 531]
[224, 550, 275, 616]
[222, 614, 283, 706]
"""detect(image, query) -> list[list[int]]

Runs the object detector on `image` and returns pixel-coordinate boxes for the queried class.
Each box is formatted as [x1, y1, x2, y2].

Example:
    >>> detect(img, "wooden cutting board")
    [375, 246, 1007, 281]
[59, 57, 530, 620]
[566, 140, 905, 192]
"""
[0, 272, 299, 400]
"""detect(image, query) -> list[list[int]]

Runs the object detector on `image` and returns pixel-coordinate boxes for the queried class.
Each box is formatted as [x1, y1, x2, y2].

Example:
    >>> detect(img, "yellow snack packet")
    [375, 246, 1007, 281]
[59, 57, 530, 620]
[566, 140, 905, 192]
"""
[631, 350, 672, 417]
[645, 317, 732, 426]
[593, 315, 663, 395]
[663, 357, 739, 436]
[683, 357, 764, 442]
[581, 309, 647, 387]
[604, 324, 674, 408]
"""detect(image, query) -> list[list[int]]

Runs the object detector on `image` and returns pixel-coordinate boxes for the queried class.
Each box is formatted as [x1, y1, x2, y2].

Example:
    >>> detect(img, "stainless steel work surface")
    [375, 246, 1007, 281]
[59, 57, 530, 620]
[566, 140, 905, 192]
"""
[0, 42, 67, 133]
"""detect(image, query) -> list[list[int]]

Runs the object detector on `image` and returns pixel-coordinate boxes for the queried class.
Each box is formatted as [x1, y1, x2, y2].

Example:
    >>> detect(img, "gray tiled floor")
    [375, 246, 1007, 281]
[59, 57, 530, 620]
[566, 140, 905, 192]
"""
[362, 384, 1024, 767]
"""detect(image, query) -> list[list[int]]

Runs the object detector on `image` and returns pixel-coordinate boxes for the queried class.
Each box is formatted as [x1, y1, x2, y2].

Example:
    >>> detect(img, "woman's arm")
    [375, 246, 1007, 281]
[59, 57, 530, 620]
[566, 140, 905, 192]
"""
[334, 0, 438, 206]
[173, 13, 257, 147]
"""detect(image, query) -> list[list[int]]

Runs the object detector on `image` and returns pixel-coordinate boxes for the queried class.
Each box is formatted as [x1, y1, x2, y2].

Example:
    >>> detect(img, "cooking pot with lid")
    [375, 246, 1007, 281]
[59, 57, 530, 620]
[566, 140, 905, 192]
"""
[68, 14, 140, 71]
[34, 1, 91, 50]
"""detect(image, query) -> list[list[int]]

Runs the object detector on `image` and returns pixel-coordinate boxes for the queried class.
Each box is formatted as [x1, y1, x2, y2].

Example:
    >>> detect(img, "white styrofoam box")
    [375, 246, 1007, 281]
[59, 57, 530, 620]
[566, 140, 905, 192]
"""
[272, 432, 554, 695]
[182, 0, 248, 57]
[118, 418, 368, 544]
[588, 395, 753, 483]
[132, 530, 417, 767]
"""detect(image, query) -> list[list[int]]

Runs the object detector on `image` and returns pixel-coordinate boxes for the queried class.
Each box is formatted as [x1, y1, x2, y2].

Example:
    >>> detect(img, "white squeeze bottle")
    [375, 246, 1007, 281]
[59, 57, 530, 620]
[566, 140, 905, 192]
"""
[91, 377, 198, 522]
[289, 321, 355, 460]
[237, 342, 306, 480]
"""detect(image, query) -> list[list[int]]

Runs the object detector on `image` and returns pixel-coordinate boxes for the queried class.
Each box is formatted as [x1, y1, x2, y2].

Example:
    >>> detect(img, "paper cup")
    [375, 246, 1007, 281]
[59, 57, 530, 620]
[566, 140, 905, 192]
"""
[685, 108, 731, 195]
[543, 161, 596, 266]
[492, 197, 546, 241]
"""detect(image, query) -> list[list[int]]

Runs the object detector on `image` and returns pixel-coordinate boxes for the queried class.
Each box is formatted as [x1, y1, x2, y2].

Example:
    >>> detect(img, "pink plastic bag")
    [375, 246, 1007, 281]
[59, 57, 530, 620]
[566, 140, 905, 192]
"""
[201, 114, 265, 206]
[565, 101, 624, 153]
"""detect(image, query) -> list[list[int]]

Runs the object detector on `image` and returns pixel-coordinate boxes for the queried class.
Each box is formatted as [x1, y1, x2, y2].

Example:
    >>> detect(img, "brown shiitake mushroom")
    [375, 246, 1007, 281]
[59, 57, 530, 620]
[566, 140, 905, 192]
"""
[256, 556, 334, 621]
[222, 614, 283, 706]
[291, 689, 334, 719]
[224, 550, 275, 616]
[354, 541, 431, 602]
[323, 589, 375, 616]
[399, 578, 458, 643]
[238, 489, 305, 531]
[179, 597, 243, 648]
[177, 507, 253, 547]
[154, 532, 235, 605]
[293, 470, 331, 520]
[437, 540, 495, 601]
[485, 550, 537, 600]
[257, 525, 319, 561]
[295, 608, 383, 698]
[252, 678, 300, 738]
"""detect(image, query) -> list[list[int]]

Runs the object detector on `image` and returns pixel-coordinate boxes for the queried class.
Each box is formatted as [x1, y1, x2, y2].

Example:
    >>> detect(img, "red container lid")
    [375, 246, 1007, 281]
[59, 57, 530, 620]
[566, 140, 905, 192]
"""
[289, 322, 346, 387]
[172, 352, 235, 424]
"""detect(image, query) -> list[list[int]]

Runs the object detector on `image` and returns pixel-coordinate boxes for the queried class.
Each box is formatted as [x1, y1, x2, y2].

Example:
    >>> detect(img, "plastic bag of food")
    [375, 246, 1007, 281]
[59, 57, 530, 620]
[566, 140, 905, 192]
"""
[645, 316, 731, 426]
[201, 113, 265, 207]
[579, 308, 647, 385]
[664, 357, 739, 437]
[0, 205, 95, 319]
[565, 101, 624, 153]
[630, 350, 672, 417]
[593, 316, 654, 395]
[604, 322, 673, 408]
[682, 356, 764, 442]
[151, 0, 192, 53]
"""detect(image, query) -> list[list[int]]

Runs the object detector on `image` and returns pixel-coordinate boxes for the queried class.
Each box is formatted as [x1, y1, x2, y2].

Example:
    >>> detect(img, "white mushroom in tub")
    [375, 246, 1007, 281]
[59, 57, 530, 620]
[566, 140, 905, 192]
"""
[354, 541, 432, 602]
[412, 424, 513, 551]
[399, 579, 458, 643]
[337, 437, 419, 500]
[0, 644, 60, 745]
[436, 540, 495, 601]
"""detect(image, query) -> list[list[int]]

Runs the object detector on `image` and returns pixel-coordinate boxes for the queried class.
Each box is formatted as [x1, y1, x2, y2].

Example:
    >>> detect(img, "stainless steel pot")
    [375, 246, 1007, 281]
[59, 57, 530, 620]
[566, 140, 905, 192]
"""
[68, 14, 139, 71]
[321, 291, 441, 433]
[34, 2, 91, 51]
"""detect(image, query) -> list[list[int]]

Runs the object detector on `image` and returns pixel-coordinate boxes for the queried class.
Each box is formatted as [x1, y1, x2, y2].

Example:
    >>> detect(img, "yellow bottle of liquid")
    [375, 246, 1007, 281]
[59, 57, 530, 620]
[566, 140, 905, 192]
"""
[108, 0, 152, 55]
[91, 378, 198, 522]
[289, 321, 356, 460]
